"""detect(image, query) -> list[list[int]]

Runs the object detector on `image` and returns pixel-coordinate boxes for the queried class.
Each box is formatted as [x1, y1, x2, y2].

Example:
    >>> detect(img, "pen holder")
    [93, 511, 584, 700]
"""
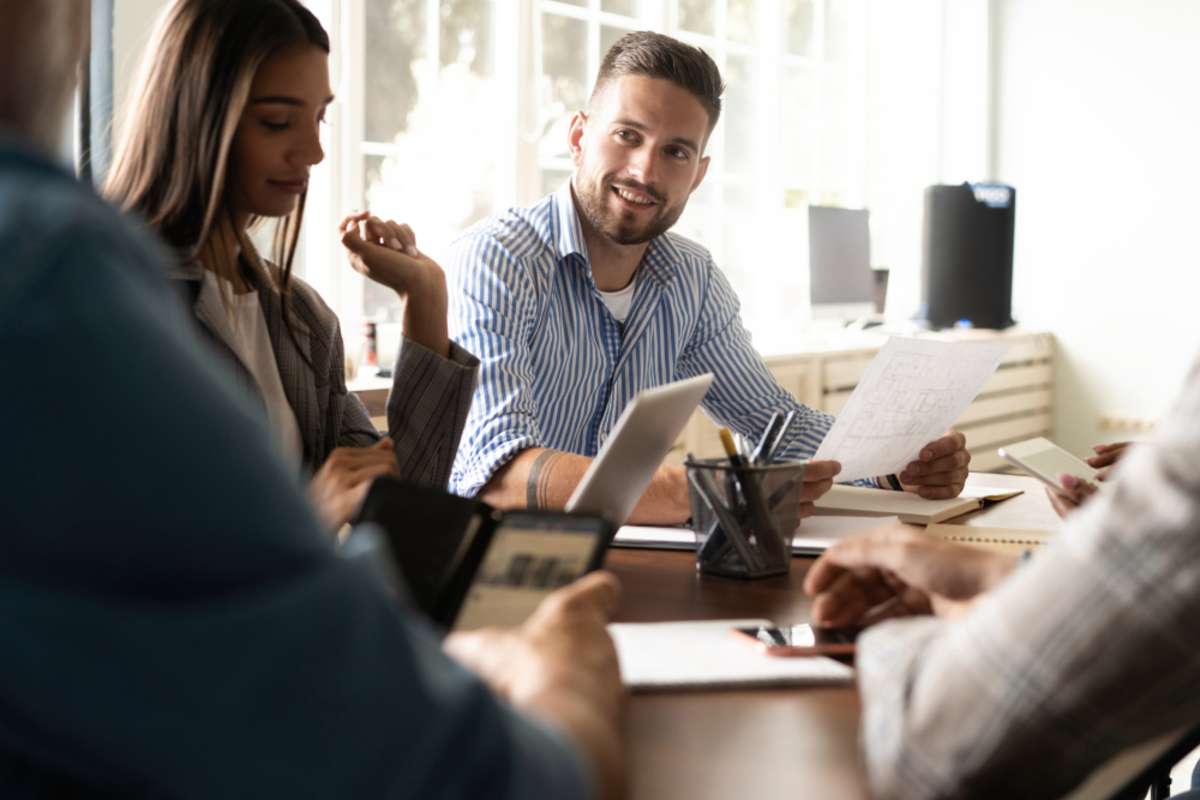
[685, 458, 807, 579]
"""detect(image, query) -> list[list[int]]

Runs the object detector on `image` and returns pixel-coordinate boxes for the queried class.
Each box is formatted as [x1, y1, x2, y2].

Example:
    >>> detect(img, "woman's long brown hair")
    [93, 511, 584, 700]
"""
[103, 0, 329, 361]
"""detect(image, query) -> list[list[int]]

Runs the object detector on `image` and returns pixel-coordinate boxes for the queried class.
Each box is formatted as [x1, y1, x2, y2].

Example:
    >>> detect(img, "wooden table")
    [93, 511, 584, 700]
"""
[608, 473, 1060, 800]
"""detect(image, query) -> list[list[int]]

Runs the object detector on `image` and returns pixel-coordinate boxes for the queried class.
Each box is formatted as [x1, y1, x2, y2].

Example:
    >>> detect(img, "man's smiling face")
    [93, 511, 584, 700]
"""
[569, 74, 712, 246]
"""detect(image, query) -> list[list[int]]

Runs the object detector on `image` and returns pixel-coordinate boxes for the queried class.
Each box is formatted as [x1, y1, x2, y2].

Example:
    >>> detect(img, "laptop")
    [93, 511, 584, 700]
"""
[566, 373, 714, 525]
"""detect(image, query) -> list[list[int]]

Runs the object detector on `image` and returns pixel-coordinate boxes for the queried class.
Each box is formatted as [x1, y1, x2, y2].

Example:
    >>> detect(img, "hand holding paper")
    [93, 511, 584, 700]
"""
[814, 338, 1010, 482]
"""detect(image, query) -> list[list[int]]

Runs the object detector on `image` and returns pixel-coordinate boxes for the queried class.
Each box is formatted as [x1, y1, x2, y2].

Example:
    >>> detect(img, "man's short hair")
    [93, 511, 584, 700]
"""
[591, 31, 725, 134]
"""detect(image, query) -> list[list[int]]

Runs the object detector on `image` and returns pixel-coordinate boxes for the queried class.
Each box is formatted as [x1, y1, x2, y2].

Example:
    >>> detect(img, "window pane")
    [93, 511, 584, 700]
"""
[824, 0, 849, 61]
[601, 24, 633, 62]
[541, 168, 572, 197]
[601, 0, 638, 15]
[784, 0, 814, 56]
[440, 0, 493, 75]
[780, 66, 816, 188]
[540, 13, 589, 161]
[678, 0, 715, 36]
[364, 0, 425, 142]
[723, 54, 755, 175]
[362, 155, 398, 320]
[727, 0, 756, 44]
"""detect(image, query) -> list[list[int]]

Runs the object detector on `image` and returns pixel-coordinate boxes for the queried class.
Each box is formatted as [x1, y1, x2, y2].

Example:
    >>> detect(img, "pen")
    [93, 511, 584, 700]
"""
[688, 467, 761, 571]
[719, 428, 784, 565]
[750, 412, 784, 465]
[762, 409, 797, 464]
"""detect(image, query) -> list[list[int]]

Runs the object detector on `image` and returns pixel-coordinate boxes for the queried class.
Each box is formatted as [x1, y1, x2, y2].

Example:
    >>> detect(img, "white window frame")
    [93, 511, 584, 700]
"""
[302, 0, 989, 365]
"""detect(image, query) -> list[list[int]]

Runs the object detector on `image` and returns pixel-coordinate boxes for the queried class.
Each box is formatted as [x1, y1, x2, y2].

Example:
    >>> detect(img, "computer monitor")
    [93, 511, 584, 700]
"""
[807, 205, 876, 321]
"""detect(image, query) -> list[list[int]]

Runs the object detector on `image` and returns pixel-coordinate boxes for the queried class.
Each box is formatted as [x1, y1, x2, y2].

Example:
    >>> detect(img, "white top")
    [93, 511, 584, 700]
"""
[200, 272, 304, 465]
[597, 278, 637, 323]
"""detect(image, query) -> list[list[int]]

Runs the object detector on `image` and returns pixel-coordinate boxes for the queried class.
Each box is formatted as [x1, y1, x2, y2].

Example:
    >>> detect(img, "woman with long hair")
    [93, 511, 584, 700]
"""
[104, 0, 477, 528]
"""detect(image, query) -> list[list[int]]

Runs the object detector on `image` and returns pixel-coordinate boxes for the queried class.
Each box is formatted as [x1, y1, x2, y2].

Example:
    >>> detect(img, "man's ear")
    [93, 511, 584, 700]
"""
[690, 155, 711, 193]
[567, 111, 588, 167]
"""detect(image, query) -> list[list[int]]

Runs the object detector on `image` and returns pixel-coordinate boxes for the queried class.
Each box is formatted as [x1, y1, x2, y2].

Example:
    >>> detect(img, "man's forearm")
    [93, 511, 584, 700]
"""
[480, 448, 592, 512]
[479, 448, 690, 524]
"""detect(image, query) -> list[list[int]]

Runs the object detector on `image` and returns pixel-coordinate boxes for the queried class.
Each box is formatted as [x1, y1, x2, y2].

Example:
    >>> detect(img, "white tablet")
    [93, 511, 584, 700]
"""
[997, 437, 1099, 497]
[566, 373, 714, 526]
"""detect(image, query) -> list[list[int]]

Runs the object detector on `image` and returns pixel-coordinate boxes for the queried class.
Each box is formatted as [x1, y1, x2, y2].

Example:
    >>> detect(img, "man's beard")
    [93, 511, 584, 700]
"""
[575, 175, 686, 246]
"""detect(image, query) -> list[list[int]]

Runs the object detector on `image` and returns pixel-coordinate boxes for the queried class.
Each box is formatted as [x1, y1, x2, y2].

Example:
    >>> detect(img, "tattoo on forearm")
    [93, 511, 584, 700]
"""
[526, 450, 563, 510]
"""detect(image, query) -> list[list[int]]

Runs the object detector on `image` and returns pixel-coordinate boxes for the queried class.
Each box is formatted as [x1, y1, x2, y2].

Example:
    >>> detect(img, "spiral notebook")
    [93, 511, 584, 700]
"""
[924, 523, 1053, 554]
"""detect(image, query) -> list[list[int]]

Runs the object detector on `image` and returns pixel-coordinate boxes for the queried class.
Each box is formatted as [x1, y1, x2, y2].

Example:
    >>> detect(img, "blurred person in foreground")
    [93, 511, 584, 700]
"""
[803, 370, 1200, 797]
[0, 3, 623, 797]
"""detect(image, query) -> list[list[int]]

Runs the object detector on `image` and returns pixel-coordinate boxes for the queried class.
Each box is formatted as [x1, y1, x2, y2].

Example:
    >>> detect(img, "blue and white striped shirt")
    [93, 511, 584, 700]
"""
[448, 182, 837, 497]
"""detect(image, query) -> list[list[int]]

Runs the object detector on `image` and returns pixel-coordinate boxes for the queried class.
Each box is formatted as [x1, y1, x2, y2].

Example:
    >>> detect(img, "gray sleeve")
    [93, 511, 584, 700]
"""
[855, 358, 1200, 799]
[385, 336, 480, 488]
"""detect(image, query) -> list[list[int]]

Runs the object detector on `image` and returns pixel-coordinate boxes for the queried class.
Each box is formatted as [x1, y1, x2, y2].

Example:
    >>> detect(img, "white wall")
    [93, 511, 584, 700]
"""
[995, 0, 1200, 454]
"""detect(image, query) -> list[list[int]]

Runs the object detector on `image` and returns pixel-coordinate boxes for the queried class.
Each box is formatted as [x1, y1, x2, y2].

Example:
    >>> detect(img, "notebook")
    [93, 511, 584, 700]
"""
[924, 523, 1053, 554]
[813, 484, 1023, 525]
[608, 618, 854, 691]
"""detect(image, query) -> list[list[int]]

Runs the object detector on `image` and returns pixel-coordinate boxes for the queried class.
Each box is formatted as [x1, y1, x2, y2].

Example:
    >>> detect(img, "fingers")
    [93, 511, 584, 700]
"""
[1047, 474, 1097, 519]
[916, 430, 967, 463]
[1045, 485, 1078, 519]
[796, 460, 840, 502]
[802, 460, 842, 482]
[900, 449, 969, 482]
[530, 571, 622, 630]
[1087, 441, 1130, 470]
[803, 524, 916, 594]
[386, 220, 419, 256]
[900, 432, 969, 498]
[809, 524, 1004, 601]
[809, 566, 898, 628]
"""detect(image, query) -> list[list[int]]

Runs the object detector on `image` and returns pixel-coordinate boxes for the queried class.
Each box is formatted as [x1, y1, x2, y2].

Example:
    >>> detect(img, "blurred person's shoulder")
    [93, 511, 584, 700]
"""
[0, 140, 172, 315]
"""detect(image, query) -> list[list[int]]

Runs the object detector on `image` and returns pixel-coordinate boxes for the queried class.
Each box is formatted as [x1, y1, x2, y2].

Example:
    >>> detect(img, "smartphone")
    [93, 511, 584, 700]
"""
[997, 437, 1099, 498]
[451, 511, 613, 632]
[731, 624, 857, 657]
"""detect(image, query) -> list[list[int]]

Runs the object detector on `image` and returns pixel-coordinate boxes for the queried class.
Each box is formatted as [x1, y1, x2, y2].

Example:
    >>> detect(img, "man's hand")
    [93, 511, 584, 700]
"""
[898, 431, 970, 499]
[1087, 441, 1132, 481]
[339, 212, 450, 357]
[797, 460, 841, 519]
[308, 438, 399, 530]
[445, 572, 626, 800]
[803, 524, 1018, 628]
[1046, 473, 1100, 519]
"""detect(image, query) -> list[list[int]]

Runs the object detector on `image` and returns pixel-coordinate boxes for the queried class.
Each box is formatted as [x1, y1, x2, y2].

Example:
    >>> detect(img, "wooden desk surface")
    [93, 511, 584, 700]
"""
[608, 472, 1060, 800]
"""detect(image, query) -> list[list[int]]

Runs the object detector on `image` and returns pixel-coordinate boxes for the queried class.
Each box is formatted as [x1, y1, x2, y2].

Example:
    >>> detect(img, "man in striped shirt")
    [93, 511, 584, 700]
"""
[449, 31, 970, 523]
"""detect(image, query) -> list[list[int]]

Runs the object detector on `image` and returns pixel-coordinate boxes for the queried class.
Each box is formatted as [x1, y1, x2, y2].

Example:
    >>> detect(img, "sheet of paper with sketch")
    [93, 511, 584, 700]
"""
[813, 337, 1011, 482]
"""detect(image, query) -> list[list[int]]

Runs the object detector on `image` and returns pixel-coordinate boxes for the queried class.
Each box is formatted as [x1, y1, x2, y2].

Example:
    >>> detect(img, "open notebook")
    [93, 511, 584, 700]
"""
[814, 484, 1023, 525]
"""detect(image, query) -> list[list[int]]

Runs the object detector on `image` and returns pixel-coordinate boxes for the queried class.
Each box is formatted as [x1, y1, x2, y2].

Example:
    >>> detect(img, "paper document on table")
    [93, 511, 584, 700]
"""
[814, 337, 1011, 481]
[609, 619, 854, 690]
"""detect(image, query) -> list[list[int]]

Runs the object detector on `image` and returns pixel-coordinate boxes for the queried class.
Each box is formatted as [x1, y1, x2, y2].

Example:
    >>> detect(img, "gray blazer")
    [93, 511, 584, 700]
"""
[171, 261, 478, 488]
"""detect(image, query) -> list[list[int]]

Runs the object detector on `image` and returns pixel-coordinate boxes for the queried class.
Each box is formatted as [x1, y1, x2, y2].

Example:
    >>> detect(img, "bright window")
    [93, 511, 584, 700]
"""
[300, 0, 989, 366]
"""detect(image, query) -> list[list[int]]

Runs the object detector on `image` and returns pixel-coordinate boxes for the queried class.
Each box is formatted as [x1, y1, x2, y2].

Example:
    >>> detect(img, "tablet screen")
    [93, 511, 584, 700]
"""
[453, 516, 607, 631]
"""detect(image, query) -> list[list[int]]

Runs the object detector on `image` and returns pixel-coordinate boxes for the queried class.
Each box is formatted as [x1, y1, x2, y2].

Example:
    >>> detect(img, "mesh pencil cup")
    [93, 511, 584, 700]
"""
[685, 458, 807, 579]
